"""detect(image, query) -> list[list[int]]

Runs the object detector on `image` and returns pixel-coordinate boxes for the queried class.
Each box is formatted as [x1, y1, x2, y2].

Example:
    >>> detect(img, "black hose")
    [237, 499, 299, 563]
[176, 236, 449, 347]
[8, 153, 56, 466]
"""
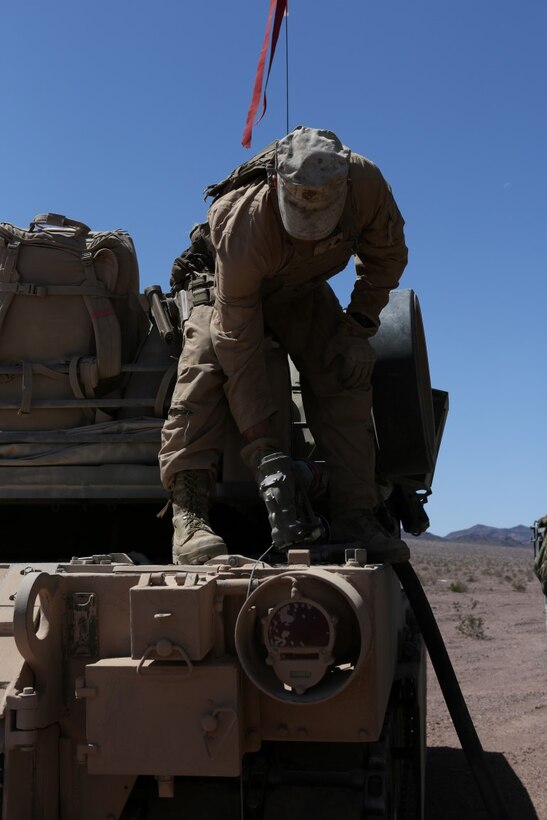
[393, 561, 513, 820]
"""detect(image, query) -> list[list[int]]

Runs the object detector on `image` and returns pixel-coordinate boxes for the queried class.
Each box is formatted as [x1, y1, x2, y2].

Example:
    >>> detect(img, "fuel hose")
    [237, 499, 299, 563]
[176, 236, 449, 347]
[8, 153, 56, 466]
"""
[393, 561, 513, 820]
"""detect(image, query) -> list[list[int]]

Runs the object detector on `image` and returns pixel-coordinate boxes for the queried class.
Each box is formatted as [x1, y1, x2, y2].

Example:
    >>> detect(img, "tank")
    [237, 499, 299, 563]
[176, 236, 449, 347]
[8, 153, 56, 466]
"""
[0, 219, 448, 820]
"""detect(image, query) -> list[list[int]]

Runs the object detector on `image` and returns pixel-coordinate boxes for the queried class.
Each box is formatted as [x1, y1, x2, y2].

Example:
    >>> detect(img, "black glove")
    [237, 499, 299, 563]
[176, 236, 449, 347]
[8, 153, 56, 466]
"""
[324, 319, 377, 388]
[348, 311, 377, 334]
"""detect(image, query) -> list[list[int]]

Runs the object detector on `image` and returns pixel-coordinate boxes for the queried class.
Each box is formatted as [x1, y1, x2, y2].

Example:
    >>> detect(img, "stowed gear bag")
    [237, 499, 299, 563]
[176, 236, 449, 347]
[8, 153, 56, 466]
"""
[0, 213, 148, 430]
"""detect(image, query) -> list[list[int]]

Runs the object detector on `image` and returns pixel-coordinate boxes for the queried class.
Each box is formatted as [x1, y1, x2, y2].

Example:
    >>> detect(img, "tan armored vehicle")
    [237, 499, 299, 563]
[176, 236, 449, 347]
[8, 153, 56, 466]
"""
[0, 214, 449, 819]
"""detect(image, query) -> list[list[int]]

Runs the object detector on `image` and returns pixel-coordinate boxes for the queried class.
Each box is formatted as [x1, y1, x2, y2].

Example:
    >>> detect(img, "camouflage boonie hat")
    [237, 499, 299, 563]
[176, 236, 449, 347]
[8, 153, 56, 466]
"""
[275, 126, 351, 241]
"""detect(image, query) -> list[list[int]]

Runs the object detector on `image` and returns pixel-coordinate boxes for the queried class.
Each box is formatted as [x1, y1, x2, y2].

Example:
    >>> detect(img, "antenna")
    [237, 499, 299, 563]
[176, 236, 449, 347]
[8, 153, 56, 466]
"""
[284, 4, 290, 134]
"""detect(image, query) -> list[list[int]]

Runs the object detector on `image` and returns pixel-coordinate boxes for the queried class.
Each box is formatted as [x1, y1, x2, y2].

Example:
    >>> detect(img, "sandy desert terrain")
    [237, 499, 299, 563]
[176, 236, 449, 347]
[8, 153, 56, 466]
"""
[407, 538, 546, 820]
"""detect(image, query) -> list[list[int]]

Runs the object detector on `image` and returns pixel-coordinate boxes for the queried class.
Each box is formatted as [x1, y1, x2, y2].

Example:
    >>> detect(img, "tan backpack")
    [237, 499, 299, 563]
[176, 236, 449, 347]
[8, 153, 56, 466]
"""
[0, 213, 149, 430]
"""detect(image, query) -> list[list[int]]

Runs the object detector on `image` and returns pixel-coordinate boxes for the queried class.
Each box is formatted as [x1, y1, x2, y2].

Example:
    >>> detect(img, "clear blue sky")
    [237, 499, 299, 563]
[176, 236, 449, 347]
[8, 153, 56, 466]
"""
[2, 0, 546, 536]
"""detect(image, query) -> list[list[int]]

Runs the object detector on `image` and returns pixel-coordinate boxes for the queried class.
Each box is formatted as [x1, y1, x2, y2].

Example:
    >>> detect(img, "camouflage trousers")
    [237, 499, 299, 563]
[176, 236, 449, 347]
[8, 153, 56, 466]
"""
[159, 283, 379, 515]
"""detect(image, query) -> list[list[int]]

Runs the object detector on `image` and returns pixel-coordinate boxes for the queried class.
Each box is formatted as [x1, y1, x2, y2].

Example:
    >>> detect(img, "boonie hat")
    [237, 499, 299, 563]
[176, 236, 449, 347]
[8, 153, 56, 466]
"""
[275, 126, 351, 241]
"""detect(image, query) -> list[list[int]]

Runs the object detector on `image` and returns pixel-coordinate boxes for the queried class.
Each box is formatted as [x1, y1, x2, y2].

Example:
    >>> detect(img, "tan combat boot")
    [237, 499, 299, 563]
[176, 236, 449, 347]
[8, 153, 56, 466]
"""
[330, 510, 410, 564]
[171, 470, 227, 565]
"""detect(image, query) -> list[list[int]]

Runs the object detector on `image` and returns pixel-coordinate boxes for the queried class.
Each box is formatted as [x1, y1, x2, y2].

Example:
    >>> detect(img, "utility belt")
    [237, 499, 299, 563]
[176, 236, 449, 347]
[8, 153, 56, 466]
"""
[144, 271, 215, 347]
[186, 271, 216, 307]
[175, 271, 216, 325]
[169, 226, 217, 321]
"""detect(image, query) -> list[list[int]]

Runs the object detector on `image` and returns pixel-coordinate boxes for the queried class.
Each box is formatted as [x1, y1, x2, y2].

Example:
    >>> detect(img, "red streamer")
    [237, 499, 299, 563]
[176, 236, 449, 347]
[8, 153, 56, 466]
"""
[241, 0, 288, 149]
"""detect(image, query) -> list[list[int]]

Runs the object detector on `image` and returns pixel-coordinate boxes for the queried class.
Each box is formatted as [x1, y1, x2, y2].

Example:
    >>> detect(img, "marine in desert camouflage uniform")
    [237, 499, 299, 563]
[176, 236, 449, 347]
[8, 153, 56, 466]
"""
[160, 126, 409, 565]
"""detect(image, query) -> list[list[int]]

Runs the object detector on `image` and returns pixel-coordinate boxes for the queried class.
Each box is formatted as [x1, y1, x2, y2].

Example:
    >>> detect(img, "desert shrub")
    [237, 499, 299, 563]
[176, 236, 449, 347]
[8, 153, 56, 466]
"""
[449, 581, 468, 593]
[453, 600, 488, 640]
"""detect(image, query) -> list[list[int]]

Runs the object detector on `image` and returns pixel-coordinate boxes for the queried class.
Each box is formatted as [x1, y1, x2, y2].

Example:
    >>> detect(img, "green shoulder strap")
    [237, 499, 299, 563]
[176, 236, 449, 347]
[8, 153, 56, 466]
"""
[203, 140, 277, 203]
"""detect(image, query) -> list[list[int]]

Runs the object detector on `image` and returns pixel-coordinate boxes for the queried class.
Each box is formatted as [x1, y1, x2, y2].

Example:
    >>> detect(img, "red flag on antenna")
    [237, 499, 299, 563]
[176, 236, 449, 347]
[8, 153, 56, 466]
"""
[241, 0, 288, 149]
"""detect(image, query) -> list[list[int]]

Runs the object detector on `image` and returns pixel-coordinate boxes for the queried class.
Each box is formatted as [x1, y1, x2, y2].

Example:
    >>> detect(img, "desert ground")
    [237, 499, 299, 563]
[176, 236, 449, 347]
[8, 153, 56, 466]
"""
[407, 538, 546, 820]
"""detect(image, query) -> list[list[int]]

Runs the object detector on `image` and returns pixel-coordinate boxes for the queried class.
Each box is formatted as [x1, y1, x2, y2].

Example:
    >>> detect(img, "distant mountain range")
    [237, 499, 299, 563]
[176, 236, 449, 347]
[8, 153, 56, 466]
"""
[405, 524, 532, 548]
